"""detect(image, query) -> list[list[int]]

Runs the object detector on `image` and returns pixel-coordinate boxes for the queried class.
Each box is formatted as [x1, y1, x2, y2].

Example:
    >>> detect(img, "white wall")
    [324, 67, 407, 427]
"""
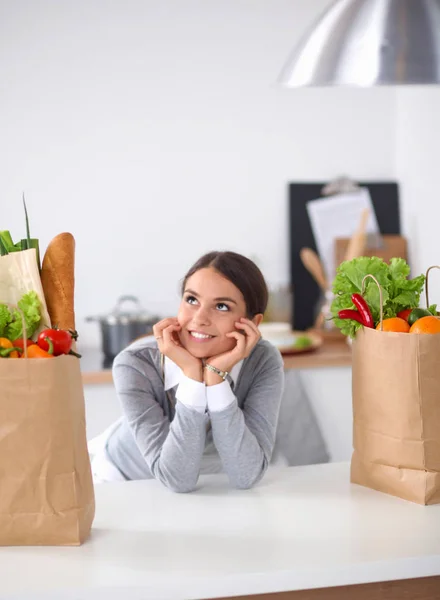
[396, 88, 440, 306]
[1, 0, 397, 347]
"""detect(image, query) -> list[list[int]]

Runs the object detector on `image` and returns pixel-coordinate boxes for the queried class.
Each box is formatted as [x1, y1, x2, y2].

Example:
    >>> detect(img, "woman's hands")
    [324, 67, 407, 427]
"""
[152, 317, 261, 386]
[204, 318, 261, 386]
[153, 318, 203, 382]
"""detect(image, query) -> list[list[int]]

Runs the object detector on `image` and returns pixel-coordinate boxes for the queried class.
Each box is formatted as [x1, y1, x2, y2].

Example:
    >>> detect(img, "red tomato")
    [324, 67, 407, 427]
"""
[397, 308, 413, 322]
[37, 329, 73, 356]
[14, 338, 35, 351]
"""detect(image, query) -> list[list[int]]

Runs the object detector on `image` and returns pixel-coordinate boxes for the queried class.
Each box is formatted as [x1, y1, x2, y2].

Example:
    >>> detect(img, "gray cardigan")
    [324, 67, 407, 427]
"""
[106, 337, 284, 492]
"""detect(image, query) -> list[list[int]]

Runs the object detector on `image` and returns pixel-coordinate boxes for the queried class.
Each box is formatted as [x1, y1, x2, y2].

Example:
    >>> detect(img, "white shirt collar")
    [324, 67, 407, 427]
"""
[164, 356, 243, 390]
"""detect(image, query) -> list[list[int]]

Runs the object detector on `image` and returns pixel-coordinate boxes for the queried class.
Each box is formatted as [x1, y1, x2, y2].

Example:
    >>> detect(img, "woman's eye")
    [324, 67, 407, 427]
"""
[216, 303, 230, 312]
[186, 295, 198, 305]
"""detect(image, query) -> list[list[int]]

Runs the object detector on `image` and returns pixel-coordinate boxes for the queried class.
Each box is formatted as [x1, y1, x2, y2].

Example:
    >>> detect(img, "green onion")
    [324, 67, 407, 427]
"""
[0, 236, 9, 256]
[21, 194, 40, 269]
[19, 238, 41, 268]
[23, 193, 31, 250]
[0, 230, 14, 249]
[0, 196, 40, 269]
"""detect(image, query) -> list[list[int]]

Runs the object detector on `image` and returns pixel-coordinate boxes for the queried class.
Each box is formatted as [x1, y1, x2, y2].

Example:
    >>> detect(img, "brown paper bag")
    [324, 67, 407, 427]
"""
[0, 355, 95, 545]
[351, 324, 440, 505]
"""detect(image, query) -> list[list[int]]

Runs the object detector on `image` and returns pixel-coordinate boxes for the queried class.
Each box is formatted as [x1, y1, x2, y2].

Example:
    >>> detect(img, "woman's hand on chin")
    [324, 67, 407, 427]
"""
[204, 318, 261, 384]
[153, 318, 203, 382]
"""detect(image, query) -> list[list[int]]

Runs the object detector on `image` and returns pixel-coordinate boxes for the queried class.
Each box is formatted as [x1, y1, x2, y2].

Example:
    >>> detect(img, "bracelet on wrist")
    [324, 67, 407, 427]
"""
[204, 363, 229, 380]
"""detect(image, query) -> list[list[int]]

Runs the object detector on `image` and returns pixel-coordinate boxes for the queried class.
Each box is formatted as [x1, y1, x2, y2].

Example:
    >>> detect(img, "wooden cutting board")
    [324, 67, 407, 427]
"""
[334, 234, 407, 268]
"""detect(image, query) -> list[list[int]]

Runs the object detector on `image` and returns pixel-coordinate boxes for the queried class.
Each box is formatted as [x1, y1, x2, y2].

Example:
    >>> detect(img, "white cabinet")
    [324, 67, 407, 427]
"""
[83, 384, 121, 441]
[300, 367, 353, 462]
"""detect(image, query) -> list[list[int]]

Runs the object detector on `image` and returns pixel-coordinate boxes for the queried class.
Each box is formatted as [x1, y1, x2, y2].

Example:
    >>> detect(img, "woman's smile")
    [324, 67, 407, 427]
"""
[186, 329, 216, 343]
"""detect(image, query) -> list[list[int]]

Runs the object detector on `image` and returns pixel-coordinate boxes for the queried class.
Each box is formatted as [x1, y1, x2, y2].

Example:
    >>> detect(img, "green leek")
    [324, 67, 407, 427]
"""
[0, 197, 40, 269]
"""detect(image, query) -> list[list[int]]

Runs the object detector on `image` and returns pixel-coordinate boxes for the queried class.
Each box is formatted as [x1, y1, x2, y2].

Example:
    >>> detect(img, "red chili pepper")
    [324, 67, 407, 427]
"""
[351, 293, 374, 328]
[338, 309, 365, 325]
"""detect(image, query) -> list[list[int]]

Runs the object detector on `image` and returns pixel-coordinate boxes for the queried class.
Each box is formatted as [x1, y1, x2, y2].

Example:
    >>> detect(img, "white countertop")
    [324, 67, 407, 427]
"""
[1, 462, 440, 600]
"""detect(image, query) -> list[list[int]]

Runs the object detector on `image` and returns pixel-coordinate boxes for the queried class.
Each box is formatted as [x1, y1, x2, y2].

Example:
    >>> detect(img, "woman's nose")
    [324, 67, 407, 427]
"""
[193, 306, 211, 325]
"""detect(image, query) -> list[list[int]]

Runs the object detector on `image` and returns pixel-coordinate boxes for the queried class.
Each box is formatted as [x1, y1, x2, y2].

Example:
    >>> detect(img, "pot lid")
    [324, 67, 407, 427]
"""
[86, 295, 157, 325]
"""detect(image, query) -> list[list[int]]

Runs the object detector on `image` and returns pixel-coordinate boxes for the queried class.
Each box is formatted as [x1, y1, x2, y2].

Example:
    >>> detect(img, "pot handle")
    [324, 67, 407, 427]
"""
[85, 295, 145, 322]
[113, 295, 144, 315]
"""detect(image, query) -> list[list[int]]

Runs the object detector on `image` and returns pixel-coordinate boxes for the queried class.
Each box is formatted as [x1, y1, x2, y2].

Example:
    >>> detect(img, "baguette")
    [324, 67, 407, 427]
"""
[40, 233, 76, 331]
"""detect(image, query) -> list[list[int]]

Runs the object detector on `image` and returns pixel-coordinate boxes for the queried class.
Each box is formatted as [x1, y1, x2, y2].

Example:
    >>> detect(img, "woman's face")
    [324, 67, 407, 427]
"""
[177, 267, 250, 358]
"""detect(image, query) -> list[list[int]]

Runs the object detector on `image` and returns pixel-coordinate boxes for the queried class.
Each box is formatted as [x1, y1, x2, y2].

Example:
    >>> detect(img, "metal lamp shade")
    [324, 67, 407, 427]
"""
[278, 0, 440, 87]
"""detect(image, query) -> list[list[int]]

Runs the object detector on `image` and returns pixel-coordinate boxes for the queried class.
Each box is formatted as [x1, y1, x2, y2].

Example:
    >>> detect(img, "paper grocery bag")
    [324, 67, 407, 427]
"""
[0, 355, 95, 545]
[0, 248, 51, 334]
[351, 327, 440, 505]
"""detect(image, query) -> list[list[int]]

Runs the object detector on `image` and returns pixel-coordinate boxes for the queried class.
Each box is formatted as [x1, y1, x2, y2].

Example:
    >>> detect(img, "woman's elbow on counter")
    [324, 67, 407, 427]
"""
[159, 473, 199, 493]
[231, 479, 255, 490]
[229, 468, 266, 490]
[152, 461, 199, 493]
[230, 454, 269, 490]
[167, 481, 198, 494]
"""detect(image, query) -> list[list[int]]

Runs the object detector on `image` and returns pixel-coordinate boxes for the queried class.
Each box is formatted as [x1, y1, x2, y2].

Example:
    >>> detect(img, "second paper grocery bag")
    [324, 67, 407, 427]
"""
[351, 326, 440, 505]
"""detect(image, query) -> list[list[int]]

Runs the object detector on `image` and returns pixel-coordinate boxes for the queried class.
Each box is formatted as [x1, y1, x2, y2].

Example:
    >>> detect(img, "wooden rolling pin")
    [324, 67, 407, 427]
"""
[344, 208, 369, 262]
[300, 247, 328, 292]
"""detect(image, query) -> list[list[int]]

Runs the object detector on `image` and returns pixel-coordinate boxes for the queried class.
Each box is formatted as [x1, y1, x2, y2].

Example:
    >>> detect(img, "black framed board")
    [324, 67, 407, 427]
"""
[289, 181, 401, 331]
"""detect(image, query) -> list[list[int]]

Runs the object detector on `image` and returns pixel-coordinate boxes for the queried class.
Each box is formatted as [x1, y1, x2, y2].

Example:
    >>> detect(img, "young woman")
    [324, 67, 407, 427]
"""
[91, 251, 285, 492]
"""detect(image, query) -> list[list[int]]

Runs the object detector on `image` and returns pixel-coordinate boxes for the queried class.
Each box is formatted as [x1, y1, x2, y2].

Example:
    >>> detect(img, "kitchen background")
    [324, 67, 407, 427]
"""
[2, 0, 440, 462]
[3, 0, 439, 347]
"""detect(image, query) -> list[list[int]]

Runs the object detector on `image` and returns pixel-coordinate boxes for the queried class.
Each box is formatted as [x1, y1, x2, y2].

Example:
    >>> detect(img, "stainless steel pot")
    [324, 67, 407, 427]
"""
[86, 295, 159, 359]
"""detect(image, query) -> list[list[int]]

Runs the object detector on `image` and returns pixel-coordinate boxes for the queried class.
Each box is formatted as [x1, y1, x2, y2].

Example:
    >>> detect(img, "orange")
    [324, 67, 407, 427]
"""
[409, 316, 440, 334]
[376, 317, 410, 333]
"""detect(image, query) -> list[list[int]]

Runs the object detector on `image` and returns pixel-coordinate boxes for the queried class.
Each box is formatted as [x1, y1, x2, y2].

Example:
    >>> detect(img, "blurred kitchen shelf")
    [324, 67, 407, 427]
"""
[282, 336, 351, 370]
[80, 336, 352, 386]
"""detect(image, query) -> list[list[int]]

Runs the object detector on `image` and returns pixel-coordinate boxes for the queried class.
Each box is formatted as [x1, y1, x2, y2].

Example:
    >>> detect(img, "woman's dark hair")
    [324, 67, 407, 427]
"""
[181, 251, 268, 317]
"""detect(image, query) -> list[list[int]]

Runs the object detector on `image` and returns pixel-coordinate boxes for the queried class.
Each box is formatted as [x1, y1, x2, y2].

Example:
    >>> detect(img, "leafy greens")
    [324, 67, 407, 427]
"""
[331, 257, 425, 338]
[0, 291, 43, 341]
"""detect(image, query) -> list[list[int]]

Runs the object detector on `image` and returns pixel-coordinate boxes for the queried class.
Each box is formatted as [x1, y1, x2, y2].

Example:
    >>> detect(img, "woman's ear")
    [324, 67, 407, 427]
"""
[252, 313, 264, 327]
